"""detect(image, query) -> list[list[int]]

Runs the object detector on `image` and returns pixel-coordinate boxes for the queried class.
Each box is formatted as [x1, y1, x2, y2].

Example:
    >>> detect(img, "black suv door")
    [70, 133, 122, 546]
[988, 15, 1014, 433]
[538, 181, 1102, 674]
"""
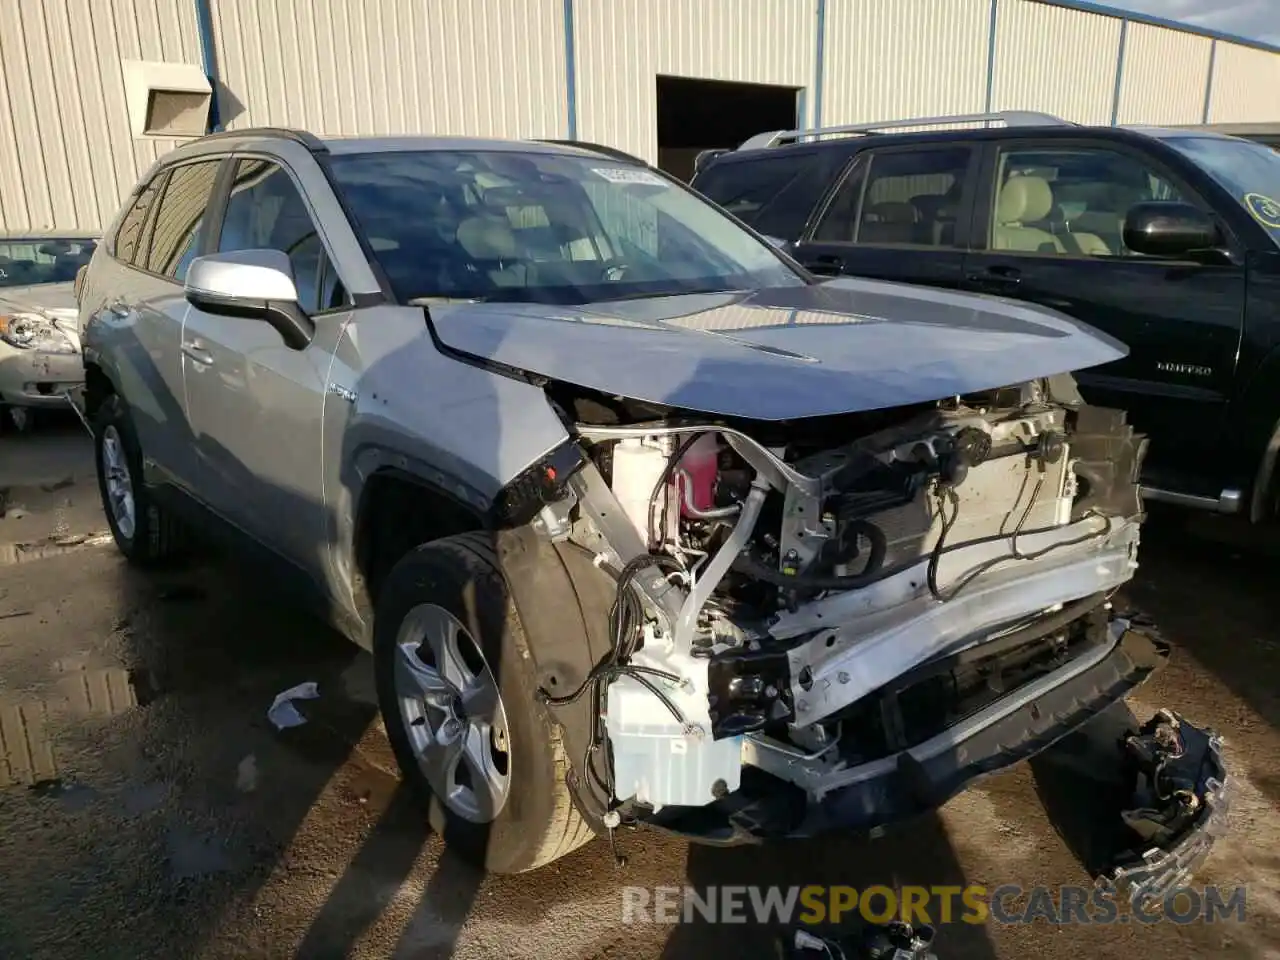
[789, 143, 980, 288]
[963, 138, 1247, 491]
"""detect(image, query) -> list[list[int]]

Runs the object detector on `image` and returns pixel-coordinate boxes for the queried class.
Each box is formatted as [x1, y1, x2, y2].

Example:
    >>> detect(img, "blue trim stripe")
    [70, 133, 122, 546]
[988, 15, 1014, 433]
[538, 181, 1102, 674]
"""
[1110, 19, 1128, 125]
[812, 0, 826, 127]
[1202, 38, 1218, 123]
[984, 0, 999, 113]
[563, 0, 578, 139]
[194, 0, 221, 132]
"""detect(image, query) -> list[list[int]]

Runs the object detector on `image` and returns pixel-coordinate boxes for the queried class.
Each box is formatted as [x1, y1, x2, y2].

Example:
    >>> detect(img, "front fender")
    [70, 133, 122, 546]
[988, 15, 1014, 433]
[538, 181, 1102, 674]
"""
[323, 304, 571, 624]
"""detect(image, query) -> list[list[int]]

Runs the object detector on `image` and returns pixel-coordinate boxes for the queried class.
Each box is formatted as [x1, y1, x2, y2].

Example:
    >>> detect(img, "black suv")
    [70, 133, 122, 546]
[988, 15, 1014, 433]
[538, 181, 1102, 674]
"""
[692, 110, 1280, 520]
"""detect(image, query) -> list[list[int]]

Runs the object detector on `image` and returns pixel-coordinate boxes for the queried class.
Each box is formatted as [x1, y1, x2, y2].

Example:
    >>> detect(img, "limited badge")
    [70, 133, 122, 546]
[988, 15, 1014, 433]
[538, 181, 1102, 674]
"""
[1244, 192, 1280, 229]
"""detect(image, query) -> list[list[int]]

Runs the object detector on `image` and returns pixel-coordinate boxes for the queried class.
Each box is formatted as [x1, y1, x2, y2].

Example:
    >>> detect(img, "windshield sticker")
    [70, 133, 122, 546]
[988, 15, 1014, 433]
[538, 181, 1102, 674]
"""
[1244, 192, 1280, 229]
[591, 167, 669, 187]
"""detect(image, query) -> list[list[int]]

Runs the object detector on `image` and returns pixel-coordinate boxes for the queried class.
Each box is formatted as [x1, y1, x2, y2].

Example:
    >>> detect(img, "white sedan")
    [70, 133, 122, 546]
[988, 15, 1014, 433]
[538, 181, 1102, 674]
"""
[0, 233, 97, 431]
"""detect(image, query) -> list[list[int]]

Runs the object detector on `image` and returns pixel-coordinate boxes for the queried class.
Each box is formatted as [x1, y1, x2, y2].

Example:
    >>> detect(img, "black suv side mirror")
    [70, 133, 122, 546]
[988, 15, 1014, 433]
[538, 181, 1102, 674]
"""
[1123, 201, 1221, 258]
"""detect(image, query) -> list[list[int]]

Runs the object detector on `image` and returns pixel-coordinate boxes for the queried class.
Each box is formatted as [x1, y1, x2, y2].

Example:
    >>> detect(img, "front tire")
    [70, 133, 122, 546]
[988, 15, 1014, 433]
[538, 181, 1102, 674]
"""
[93, 393, 184, 564]
[374, 532, 595, 873]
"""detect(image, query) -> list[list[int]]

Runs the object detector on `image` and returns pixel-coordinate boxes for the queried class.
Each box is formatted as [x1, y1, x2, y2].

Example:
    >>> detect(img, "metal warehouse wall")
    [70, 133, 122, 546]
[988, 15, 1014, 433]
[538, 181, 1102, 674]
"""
[208, 0, 567, 139]
[0, 0, 202, 234]
[1209, 41, 1280, 123]
[1115, 21, 1214, 126]
[4, 0, 1280, 234]
[821, 0, 991, 126]
[991, 1, 1121, 125]
[573, 0, 816, 163]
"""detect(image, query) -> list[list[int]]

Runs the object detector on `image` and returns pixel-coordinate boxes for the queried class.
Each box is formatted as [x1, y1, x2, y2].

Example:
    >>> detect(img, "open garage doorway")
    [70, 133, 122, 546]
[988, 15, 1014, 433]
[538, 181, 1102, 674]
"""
[656, 75, 802, 181]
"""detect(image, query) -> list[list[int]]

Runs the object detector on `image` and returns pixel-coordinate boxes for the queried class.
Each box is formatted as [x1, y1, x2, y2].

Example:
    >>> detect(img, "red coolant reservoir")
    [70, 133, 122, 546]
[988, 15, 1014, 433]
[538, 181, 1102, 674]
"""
[677, 433, 719, 516]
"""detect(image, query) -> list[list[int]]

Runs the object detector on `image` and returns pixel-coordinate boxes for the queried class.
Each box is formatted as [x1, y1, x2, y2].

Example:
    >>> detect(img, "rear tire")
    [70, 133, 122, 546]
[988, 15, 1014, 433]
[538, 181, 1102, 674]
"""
[93, 393, 185, 565]
[374, 532, 595, 873]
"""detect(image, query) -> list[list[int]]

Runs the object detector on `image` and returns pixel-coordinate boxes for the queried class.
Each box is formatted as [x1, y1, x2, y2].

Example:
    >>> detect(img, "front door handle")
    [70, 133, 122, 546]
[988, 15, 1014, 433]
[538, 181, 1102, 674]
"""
[804, 254, 846, 276]
[181, 339, 214, 366]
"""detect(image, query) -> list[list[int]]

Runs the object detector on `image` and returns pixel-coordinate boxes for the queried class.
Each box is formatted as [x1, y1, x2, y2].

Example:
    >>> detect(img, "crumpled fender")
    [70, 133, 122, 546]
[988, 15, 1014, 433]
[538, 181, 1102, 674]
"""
[494, 524, 619, 826]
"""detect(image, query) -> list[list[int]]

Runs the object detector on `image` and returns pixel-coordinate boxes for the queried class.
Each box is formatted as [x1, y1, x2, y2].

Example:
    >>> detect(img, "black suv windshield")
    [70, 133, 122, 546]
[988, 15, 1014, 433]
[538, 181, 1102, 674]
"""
[1169, 136, 1280, 244]
[328, 150, 803, 304]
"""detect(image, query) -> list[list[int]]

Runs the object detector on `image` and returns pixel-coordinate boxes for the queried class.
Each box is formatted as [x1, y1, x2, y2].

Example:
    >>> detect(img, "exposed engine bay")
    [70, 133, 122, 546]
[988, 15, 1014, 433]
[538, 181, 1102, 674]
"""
[529, 375, 1149, 827]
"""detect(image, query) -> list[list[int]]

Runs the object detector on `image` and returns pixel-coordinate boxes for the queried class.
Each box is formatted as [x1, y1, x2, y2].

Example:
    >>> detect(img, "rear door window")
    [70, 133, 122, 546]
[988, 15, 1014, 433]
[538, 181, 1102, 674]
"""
[694, 152, 835, 239]
[142, 159, 224, 280]
[812, 147, 974, 247]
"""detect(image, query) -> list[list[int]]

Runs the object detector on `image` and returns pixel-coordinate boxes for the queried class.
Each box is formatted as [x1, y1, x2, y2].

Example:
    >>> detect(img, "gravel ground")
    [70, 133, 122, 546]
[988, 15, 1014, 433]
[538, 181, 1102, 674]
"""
[2, 417, 1279, 959]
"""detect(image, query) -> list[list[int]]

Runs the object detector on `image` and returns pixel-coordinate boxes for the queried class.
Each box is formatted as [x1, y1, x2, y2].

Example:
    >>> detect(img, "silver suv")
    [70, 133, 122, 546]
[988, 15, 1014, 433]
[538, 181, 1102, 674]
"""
[77, 128, 1227, 884]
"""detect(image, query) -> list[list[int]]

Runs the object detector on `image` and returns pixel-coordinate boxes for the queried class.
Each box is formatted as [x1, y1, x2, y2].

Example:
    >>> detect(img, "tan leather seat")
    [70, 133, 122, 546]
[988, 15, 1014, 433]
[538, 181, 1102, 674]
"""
[860, 201, 918, 245]
[992, 176, 1063, 253]
[456, 215, 534, 288]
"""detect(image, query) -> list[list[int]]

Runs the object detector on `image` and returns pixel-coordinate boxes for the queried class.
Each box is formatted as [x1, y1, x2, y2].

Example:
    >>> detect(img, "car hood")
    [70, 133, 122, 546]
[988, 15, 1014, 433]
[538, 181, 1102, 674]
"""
[425, 276, 1127, 421]
[0, 281, 78, 322]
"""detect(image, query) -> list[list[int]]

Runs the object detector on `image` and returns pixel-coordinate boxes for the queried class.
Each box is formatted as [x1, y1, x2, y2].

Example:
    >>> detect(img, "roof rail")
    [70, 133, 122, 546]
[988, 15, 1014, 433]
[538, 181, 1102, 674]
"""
[195, 126, 327, 152]
[737, 111, 1071, 151]
[538, 138, 649, 166]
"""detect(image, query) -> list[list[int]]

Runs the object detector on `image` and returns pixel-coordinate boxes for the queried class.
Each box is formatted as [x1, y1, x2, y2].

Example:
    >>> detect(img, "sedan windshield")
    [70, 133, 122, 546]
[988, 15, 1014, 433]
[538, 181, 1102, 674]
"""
[0, 237, 97, 288]
[327, 149, 803, 304]
[1168, 136, 1280, 244]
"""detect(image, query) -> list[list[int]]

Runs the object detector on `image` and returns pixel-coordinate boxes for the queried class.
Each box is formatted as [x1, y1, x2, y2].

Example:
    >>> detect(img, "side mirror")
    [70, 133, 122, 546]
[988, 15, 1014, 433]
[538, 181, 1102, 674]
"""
[184, 249, 315, 350]
[1123, 201, 1221, 258]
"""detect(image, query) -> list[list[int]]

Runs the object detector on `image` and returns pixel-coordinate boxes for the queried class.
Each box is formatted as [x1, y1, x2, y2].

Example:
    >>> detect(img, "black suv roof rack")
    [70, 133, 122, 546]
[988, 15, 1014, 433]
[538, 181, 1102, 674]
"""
[195, 126, 328, 152]
[538, 138, 649, 166]
[737, 110, 1072, 151]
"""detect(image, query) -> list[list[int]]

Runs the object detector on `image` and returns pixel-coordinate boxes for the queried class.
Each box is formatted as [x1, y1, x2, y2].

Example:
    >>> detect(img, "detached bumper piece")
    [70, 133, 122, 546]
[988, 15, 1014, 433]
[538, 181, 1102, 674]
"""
[1099, 709, 1231, 908]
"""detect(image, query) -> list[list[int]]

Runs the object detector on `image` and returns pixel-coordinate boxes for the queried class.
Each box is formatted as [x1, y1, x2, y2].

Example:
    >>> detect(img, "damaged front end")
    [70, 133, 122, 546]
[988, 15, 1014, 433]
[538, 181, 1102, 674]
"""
[513, 373, 1227, 887]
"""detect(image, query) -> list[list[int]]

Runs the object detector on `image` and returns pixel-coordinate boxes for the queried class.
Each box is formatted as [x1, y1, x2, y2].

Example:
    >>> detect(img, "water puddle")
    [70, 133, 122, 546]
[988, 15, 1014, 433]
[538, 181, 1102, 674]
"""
[0, 662, 156, 788]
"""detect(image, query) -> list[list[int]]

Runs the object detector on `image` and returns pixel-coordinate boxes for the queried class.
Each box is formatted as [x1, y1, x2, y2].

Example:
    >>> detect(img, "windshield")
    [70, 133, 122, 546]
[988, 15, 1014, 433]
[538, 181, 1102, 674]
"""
[0, 237, 96, 288]
[328, 150, 802, 304]
[1169, 136, 1280, 243]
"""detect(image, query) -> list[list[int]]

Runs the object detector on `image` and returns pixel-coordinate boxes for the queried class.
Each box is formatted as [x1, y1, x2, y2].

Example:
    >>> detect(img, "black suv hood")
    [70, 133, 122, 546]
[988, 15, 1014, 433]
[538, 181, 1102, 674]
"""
[425, 276, 1127, 421]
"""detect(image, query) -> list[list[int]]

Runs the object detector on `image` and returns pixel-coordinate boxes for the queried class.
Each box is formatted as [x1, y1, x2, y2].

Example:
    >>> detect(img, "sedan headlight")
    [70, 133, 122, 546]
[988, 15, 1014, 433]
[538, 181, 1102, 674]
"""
[0, 312, 78, 353]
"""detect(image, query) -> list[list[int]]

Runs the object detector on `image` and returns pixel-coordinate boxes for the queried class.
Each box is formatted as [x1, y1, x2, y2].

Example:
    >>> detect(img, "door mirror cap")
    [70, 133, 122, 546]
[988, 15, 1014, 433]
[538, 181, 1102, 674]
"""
[1123, 202, 1221, 258]
[184, 249, 315, 350]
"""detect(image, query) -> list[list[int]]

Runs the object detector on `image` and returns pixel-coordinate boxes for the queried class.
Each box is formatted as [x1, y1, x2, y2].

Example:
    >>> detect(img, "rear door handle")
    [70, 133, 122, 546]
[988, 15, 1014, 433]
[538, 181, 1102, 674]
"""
[181, 339, 214, 365]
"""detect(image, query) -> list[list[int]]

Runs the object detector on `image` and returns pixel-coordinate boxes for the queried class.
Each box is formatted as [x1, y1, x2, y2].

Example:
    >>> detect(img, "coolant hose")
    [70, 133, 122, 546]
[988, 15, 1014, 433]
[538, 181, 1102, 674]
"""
[672, 479, 770, 652]
[734, 519, 889, 590]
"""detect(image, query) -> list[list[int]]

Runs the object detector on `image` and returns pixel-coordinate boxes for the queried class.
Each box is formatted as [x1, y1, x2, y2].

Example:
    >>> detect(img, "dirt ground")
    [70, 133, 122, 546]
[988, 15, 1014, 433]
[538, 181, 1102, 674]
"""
[2, 417, 1279, 959]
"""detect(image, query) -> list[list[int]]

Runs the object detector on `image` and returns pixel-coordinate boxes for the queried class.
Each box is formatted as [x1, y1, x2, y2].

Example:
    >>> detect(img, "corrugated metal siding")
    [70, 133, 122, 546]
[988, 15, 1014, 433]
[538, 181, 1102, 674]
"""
[822, 0, 989, 126]
[0, 0, 202, 233]
[210, 0, 568, 139]
[1208, 41, 1280, 123]
[1115, 23, 1212, 125]
[991, 0, 1121, 125]
[573, 0, 815, 164]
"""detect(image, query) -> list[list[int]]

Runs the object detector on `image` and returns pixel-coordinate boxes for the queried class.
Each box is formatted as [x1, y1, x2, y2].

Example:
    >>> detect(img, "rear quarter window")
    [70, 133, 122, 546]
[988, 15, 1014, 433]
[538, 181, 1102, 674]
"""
[694, 151, 840, 240]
